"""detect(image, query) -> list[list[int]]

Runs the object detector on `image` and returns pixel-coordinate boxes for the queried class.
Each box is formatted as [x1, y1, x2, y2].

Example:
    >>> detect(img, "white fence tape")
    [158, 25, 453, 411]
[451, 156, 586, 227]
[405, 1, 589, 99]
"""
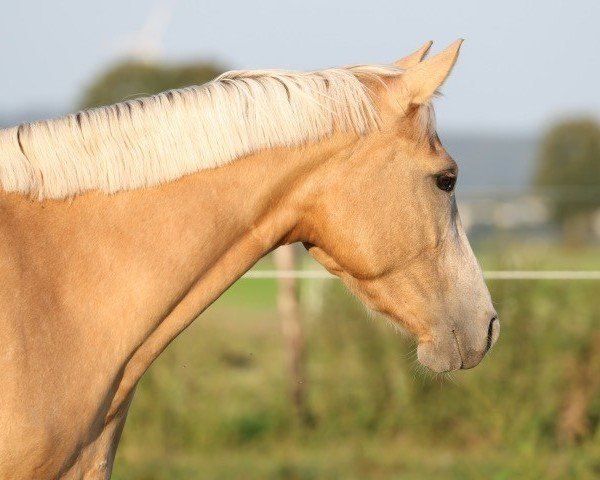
[242, 270, 600, 280]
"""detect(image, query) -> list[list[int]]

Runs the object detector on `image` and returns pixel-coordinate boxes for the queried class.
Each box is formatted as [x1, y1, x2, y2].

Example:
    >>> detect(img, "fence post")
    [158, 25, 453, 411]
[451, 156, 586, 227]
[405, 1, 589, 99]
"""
[273, 245, 313, 426]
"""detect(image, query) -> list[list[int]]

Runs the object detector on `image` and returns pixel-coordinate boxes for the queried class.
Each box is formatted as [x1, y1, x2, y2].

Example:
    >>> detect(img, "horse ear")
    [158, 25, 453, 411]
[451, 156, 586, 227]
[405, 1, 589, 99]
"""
[401, 39, 463, 105]
[393, 41, 433, 69]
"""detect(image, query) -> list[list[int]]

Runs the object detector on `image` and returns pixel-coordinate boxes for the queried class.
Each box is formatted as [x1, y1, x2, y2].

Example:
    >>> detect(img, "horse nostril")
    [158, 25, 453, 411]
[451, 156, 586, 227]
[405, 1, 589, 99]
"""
[485, 316, 498, 353]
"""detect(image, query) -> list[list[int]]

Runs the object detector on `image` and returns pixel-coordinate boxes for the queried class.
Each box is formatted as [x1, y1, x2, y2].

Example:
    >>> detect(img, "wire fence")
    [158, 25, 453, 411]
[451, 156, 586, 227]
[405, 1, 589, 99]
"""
[243, 270, 600, 280]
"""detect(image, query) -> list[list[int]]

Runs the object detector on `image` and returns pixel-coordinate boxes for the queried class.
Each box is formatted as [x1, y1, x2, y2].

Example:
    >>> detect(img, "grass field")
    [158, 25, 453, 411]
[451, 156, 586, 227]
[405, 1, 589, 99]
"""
[112, 246, 600, 479]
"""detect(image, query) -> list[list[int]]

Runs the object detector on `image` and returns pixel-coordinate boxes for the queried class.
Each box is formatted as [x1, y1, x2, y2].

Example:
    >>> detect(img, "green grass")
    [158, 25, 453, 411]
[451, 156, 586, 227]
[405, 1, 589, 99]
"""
[112, 248, 600, 479]
[216, 278, 278, 311]
[115, 440, 600, 480]
[476, 243, 600, 270]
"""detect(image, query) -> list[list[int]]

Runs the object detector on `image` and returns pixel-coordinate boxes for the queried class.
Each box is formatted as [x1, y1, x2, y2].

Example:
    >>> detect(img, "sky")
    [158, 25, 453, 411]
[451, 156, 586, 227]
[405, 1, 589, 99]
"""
[1, 0, 600, 134]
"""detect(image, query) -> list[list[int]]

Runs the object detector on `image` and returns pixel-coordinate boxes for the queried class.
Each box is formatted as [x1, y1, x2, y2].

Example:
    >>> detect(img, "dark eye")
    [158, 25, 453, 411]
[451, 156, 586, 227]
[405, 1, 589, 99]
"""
[435, 173, 456, 192]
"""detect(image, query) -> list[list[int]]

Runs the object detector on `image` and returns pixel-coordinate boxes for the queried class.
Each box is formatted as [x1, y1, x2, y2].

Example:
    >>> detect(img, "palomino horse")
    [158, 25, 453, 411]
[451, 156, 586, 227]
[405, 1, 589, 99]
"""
[0, 40, 498, 478]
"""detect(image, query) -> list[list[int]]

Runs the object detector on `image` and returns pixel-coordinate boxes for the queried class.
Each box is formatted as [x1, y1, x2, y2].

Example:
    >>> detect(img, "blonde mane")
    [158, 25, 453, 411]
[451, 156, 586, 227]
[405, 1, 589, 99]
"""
[0, 65, 405, 200]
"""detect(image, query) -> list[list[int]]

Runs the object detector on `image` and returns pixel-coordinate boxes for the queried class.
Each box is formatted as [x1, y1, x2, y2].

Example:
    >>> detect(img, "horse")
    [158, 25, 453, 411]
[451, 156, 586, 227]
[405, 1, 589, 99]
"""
[0, 40, 498, 479]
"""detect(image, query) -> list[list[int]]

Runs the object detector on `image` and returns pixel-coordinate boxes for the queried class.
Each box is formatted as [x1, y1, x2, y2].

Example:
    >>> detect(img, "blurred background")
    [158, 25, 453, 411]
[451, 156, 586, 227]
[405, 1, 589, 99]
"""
[2, 1, 599, 478]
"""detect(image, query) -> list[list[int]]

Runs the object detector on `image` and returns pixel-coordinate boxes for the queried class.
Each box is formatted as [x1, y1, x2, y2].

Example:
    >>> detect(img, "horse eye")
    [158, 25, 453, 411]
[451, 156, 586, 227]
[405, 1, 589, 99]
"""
[436, 173, 456, 192]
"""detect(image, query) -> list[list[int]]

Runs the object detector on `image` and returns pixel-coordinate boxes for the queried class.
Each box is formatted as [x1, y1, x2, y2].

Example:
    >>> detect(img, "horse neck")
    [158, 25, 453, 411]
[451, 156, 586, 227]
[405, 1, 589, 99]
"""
[3, 144, 311, 329]
[0, 140, 322, 476]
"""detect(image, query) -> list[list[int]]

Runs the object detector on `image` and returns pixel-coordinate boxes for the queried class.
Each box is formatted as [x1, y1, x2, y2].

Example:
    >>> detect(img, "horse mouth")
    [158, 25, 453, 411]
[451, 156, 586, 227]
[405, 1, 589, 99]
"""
[416, 338, 463, 373]
[451, 318, 499, 371]
[451, 329, 464, 369]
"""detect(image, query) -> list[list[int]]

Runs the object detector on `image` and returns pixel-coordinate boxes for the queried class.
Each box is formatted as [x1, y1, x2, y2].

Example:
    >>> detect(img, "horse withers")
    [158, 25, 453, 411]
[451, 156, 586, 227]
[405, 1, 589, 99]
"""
[0, 40, 498, 478]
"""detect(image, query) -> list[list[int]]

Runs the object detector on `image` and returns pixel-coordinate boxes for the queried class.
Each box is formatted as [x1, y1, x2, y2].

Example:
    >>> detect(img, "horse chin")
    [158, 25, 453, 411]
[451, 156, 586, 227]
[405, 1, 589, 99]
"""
[416, 340, 463, 373]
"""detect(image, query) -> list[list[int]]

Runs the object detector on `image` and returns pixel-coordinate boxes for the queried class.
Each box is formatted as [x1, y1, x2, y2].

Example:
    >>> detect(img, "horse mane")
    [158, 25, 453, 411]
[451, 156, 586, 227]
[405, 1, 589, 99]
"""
[0, 65, 405, 200]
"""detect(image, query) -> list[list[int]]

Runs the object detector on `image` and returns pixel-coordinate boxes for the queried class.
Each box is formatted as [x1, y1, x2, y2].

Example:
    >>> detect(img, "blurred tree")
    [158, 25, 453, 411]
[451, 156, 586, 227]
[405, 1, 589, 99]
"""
[79, 60, 225, 109]
[534, 119, 600, 245]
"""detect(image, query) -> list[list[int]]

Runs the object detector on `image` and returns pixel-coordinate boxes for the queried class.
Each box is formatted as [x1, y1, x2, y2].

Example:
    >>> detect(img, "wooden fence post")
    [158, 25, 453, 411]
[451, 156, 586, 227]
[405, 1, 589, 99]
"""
[273, 245, 313, 426]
